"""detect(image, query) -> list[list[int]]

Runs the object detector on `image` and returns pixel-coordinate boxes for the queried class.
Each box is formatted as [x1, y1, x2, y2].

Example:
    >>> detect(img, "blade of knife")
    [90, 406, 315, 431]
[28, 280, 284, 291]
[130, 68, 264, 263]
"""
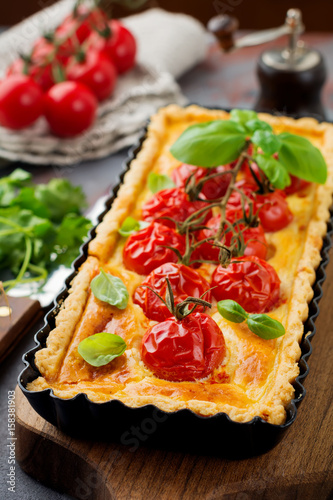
[7, 193, 109, 307]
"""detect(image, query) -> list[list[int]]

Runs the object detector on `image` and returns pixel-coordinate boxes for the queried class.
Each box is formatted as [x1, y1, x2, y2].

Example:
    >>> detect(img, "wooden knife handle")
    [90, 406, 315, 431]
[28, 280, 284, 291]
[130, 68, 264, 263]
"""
[0, 295, 41, 364]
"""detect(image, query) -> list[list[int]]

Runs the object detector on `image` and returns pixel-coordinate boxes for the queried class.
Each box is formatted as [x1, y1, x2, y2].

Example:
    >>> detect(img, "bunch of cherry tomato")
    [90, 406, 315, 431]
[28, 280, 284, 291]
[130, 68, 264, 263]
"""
[0, 5, 136, 137]
[120, 157, 309, 382]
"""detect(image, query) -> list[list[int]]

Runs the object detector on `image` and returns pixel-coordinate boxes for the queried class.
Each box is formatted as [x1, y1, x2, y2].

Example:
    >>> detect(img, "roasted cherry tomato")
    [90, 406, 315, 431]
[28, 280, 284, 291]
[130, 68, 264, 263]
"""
[133, 262, 212, 321]
[256, 191, 293, 232]
[89, 20, 136, 74]
[0, 75, 43, 130]
[123, 222, 186, 275]
[226, 180, 257, 219]
[141, 312, 226, 381]
[44, 81, 97, 137]
[66, 49, 117, 101]
[197, 214, 267, 261]
[172, 163, 233, 200]
[242, 159, 310, 196]
[142, 188, 212, 229]
[212, 255, 280, 314]
[284, 175, 310, 195]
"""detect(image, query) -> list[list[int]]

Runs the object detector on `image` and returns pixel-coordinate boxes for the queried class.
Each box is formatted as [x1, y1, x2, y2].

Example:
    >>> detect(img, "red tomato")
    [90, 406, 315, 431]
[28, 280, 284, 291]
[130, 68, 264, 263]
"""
[172, 163, 233, 200]
[44, 81, 97, 137]
[133, 262, 212, 322]
[141, 312, 226, 381]
[256, 191, 293, 232]
[66, 49, 117, 101]
[0, 75, 43, 130]
[197, 214, 267, 261]
[8, 41, 57, 92]
[212, 256, 280, 314]
[284, 175, 310, 195]
[88, 20, 136, 74]
[142, 188, 212, 229]
[123, 222, 186, 275]
[55, 7, 108, 59]
[226, 179, 258, 223]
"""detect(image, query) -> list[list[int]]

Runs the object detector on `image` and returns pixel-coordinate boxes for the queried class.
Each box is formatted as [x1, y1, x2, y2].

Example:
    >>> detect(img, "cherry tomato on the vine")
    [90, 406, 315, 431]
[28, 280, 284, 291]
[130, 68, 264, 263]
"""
[242, 158, 310, 196]
[123, 222, 186, 275]
[55, 6, 108, 57]
[66, 49, 117, 101]
[284, 175, 310, 195]
[142, 188, 212, 229]
[141, 312, 226, 382]
[0, 75, 43, 130]
[197, 214, 267, 262]
[44, 81, 97, 137]
[172, 163, 233, 200]
[7, 37, 71, 93]
[256, 191, 293, 232]
[226, 180, 257, 219]
[133, 262, 212, 321]
[211, 255, 280, 314]
[89, 20, 136, 74]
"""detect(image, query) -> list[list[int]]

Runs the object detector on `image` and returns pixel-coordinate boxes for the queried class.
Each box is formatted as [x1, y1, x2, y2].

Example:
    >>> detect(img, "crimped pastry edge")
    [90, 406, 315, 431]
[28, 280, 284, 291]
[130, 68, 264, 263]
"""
[27, 105, 333, 424]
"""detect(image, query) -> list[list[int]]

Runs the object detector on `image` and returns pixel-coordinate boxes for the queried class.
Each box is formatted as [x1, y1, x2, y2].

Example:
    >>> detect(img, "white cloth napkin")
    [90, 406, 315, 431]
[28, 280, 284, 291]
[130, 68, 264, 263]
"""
[0, 1, 207, 166]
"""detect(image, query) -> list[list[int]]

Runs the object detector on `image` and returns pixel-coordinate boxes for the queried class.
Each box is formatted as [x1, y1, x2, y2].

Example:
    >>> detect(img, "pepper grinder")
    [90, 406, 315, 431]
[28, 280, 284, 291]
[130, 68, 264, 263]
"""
[208, 9, 327, 120]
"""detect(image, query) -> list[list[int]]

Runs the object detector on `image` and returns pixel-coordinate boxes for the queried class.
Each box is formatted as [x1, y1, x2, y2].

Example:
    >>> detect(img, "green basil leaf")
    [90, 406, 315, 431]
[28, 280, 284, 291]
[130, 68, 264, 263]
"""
[217, 299, 248, 323]
[78, 332, 127, 367]
[278, 132, 327, 184]
[119, 217, 149, 237]
[246, 314, 285, 339]
[245, 119, 273, 133]
[230, 109, 258, 126]
[255, 154, 291, 190]
[252, 130, 281, 155]
[91, 269, 129, 309]
[148, 172, 175, 193]
[170, 120, 247, 167]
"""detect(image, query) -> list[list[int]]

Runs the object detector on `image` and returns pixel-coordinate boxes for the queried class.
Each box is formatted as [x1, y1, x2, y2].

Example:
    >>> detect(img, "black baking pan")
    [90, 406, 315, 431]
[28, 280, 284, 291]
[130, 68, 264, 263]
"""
[18, 122, 333, 459]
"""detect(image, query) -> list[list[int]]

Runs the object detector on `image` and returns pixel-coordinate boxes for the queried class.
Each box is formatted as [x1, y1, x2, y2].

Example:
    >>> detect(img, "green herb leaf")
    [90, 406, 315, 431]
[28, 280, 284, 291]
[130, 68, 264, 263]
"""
[278, 132, 327, 184]
[2, 168, 32, 186]
[217, 299, 248, 323]
[35, 179, 87, 223]
[53, 214, 92, 267]
[118, 216, 149, 237]
[78, 332, 127, 367]
[147, 172, 175, 193]
[255, 154, 291, 190]
[230, 109, 258, 126]
[170, 120, 247, 167]
[91, 269, 129, 309]
[245, 119, 273, 133]
[252, 130, 281, 155]
[246, 314, 285, 339]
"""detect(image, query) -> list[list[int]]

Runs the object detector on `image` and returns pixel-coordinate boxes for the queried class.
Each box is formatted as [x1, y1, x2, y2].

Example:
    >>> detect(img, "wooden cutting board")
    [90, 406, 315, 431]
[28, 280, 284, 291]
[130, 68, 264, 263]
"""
[15, 264, 333, 500]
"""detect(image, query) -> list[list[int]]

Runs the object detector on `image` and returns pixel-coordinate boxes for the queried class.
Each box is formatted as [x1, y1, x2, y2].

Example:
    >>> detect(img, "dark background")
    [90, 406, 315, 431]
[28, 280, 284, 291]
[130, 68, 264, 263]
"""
[1, 0, 333, 31]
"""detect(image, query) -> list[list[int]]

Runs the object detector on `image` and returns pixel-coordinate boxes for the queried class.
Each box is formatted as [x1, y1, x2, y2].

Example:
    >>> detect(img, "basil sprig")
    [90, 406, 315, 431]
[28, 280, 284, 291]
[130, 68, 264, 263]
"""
[170, 120, 248, 167]
[217, 299, 285, 340]
[170, 109, 327, 188]
[148, 172, 175, 193]
[119, 216, 149, 237]
[91, 269, 129, 309]
[78, 332, 127, 367]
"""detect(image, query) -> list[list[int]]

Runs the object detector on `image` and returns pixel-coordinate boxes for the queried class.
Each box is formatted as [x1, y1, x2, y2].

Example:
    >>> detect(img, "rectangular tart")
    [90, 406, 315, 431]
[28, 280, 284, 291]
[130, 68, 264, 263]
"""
[27, 105, 333, 425]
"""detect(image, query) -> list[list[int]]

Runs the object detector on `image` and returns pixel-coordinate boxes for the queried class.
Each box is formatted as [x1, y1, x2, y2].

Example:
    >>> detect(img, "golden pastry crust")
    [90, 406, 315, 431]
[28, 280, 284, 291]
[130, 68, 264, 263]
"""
[27, 105, 333, 424]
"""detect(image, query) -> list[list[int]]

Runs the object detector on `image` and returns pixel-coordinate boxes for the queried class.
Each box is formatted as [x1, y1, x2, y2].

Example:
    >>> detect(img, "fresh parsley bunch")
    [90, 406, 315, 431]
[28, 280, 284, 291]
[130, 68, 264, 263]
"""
[0, 168, 92, 291]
